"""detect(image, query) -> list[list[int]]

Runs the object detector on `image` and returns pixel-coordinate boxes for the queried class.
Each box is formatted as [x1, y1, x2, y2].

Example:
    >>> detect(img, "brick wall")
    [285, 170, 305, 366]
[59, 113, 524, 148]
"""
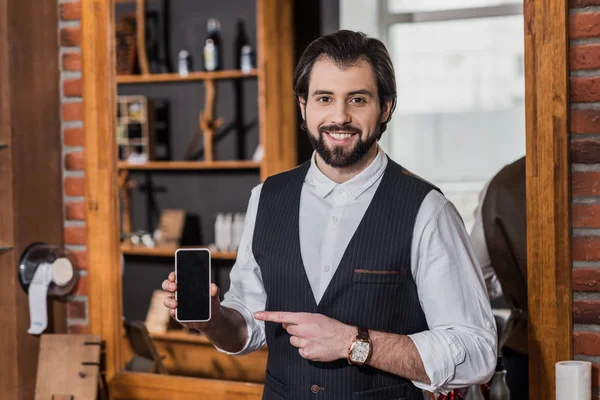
[59, 0, 89, 334]
[570, 0, 600, 398]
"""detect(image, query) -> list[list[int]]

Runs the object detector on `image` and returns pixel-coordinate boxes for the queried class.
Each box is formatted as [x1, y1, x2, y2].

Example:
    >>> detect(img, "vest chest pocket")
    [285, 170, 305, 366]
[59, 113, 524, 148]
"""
[353, 269, 408, 284]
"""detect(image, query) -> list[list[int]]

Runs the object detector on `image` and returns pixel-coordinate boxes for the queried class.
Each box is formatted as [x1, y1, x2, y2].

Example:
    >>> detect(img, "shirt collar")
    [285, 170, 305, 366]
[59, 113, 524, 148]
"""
[305, 145, 388, 200]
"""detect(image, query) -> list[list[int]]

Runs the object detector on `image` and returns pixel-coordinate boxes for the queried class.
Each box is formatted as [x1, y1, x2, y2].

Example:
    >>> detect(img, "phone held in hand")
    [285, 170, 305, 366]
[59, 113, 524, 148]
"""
[174, 248, 211, 323]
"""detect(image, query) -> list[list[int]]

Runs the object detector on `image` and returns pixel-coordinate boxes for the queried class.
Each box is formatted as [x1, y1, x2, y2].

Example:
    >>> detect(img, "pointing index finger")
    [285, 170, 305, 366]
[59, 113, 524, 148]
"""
[254, 311, 302, 324]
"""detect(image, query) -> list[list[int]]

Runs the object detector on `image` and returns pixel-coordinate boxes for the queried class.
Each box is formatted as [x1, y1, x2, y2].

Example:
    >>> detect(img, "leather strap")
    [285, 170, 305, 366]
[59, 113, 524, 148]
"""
[357, 326, 369, 340]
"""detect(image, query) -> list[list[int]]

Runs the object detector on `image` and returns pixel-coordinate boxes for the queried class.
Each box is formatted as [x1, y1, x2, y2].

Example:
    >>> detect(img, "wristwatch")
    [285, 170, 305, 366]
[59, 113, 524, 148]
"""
[347, 326, 372, 366]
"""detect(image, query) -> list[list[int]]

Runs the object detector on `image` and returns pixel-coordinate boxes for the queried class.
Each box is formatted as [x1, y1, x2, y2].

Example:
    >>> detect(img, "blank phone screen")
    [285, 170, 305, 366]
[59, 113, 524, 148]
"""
[176, 249, 211, 321]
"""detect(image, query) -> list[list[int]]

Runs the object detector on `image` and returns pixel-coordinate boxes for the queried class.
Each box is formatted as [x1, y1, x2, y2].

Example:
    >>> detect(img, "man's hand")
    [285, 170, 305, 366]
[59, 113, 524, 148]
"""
[254, 311, 355, 362]
[161, 271, 222, 333]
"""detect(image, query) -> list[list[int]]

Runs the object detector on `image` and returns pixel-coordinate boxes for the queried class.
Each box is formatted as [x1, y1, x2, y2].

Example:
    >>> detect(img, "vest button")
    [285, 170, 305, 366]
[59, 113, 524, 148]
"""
[311, 384, 321, 393]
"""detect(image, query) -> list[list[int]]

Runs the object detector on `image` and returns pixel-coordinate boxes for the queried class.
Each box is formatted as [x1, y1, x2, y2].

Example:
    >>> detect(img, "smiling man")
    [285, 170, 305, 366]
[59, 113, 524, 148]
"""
[162, 30, 497, 399]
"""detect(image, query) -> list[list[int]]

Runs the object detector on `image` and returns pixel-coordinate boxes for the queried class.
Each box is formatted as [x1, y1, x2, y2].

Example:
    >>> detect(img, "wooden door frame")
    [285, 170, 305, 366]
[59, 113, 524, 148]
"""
[524, 0, 572, 398]
[82, 0, 572, 397]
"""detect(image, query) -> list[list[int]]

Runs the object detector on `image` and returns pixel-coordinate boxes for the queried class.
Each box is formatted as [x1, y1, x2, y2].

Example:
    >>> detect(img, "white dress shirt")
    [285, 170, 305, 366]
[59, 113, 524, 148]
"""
[220, 147, 497, 394]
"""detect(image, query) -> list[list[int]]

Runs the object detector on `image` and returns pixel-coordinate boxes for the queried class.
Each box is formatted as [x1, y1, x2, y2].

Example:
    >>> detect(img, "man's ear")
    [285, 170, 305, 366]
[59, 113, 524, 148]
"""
[298, 97, 307, 121]
[381, 99, 392, 123]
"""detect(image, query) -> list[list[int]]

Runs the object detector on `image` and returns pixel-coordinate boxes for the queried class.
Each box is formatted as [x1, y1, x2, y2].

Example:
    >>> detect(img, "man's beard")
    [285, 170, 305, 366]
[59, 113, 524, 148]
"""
[306, 122, 382, 168]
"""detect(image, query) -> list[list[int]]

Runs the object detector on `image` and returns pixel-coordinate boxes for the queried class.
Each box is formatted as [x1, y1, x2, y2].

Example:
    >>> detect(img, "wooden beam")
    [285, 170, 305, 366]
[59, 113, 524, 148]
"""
[81, 0, 124, 380]
[524, 0, 572, 397]
[257, 0, 297, 181]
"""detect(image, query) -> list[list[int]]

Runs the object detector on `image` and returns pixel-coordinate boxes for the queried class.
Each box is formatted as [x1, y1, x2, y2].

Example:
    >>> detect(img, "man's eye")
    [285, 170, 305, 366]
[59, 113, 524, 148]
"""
[350, 97, 365, 104]
[317, 97, 332, 103]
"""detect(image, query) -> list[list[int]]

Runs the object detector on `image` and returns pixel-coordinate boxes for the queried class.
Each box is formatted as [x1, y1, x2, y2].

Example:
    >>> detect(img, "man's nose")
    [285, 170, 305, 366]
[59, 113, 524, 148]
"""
[330, 102, 352, 125]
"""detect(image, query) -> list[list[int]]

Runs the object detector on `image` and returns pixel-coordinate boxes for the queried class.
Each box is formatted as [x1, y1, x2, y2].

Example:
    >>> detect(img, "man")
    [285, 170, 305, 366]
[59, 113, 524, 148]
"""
[470, 156, 528, 399]
[162, 30, 497, 399]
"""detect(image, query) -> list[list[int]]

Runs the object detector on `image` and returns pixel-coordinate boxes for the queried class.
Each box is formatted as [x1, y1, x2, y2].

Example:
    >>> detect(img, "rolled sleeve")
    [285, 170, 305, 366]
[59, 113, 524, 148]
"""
[410, 191, 497, 393]
[408, 330, 466, 391]
[218, 299, 265, 355]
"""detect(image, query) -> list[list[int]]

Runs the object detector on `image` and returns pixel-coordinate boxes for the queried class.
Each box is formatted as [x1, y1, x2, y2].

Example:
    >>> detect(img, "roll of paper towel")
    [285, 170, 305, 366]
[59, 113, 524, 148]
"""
[556, 360, 591, 400]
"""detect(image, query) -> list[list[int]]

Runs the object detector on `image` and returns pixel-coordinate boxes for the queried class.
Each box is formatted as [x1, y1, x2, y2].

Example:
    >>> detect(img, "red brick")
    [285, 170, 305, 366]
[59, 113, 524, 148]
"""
[574, 269, 600, 291]
[571, 0, 600, 6]
[570, 13, 600, 39]
[573, 236, 600, 260]
[72, 274, 88, 296]
[63, 78, 82, 97]
[571, 44, 600, 71]
[573, 171, 600, 197]
[68, 323, 89, 334]
[571, 140, 600, 163]
[71, 250, 87, 269]
[65, 226, 86, 245]
[62, 102, 83, 122]
[571, 109, 600, 134]
[571, 77, 600, 103]
[573, 300, 600, 324]
[574, 331, 600, 355]
[67, 300, 87, 319]
[59, 2, 81, 21]
[573, 203, 600, 228]
[64, 177, 84, 196]
[66, 201, 85, 220]
[65, 152, 84, 171]
[62, 52, 81, 71]
[64, 127, 84, 147]
[60, 27, 81, 46]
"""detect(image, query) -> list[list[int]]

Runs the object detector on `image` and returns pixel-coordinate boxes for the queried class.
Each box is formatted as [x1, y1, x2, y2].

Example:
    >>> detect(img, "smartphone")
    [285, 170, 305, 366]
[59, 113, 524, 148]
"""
[174, 248, 211, 322]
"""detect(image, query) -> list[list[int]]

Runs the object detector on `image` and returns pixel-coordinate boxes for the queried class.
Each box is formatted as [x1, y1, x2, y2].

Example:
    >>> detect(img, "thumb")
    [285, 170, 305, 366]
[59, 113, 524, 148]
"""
[210, 283, 220, 298]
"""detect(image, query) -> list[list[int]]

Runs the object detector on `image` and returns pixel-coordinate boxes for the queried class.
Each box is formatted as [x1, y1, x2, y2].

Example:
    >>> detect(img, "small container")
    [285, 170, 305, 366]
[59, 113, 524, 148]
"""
[241, 45, 253, 73]
[203, 39, 218, 72]
[178, 49, 192, 77]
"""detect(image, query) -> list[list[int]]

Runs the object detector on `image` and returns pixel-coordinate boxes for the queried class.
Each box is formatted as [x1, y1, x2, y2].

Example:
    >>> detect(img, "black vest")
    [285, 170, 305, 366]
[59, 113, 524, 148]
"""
[253, 158, 436, 400]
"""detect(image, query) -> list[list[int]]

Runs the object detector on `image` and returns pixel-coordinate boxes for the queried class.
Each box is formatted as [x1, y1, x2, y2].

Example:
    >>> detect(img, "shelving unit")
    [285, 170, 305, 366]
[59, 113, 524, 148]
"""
[82, 0, 297, 389]
[117, 69, 258, 84]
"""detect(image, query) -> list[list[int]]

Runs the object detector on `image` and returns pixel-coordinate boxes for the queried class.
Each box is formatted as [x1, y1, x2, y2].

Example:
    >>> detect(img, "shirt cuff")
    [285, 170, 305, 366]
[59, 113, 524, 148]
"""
[215, 301, 262, 356]
[408, 330, 466, 394]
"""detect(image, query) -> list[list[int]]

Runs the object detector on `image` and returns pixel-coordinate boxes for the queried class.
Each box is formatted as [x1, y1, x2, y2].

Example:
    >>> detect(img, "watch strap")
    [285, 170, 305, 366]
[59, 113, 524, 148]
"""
[357, 326, 369, 340]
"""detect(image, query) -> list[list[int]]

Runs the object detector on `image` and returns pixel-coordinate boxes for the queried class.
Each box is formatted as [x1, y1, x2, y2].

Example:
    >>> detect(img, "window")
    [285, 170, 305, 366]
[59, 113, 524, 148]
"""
[379, 1, 525, 230]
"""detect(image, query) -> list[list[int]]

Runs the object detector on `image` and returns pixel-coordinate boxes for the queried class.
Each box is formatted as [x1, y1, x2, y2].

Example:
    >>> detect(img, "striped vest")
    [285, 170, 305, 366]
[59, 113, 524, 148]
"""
[253, 158, 435, 400]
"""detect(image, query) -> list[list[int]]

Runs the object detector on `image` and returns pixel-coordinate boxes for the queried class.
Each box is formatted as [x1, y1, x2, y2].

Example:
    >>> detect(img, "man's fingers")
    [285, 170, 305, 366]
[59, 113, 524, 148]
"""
[168, 271, 176, 282]
[163, 295, 177, 309]
[289, 335, 304, 348]
[254, 311, 305, 324]
[285, 324, 304, 337]
[170, 309, 175, 317]
[161, 279, 177, 292]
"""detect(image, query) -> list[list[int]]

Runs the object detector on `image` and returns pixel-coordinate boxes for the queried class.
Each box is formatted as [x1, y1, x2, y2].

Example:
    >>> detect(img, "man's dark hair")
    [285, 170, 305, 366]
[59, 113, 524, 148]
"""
[293, 30, 397, 133]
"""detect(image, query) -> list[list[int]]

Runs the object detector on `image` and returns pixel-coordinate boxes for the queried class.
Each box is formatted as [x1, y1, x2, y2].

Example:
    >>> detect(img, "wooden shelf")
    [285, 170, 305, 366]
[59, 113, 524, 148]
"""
[150, 330, 211, 345]
[121, 244, 237, 260]
[118, 160, 261, 171]
[116, 70, 259, 84]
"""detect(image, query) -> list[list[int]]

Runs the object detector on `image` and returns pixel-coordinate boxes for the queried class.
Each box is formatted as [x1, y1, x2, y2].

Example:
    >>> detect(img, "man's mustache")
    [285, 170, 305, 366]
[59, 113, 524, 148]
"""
[318, 125, 361, 135]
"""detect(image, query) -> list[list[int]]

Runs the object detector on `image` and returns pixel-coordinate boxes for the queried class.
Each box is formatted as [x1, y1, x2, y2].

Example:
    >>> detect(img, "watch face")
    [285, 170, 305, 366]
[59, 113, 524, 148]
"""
[351, 340, 370, 363]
